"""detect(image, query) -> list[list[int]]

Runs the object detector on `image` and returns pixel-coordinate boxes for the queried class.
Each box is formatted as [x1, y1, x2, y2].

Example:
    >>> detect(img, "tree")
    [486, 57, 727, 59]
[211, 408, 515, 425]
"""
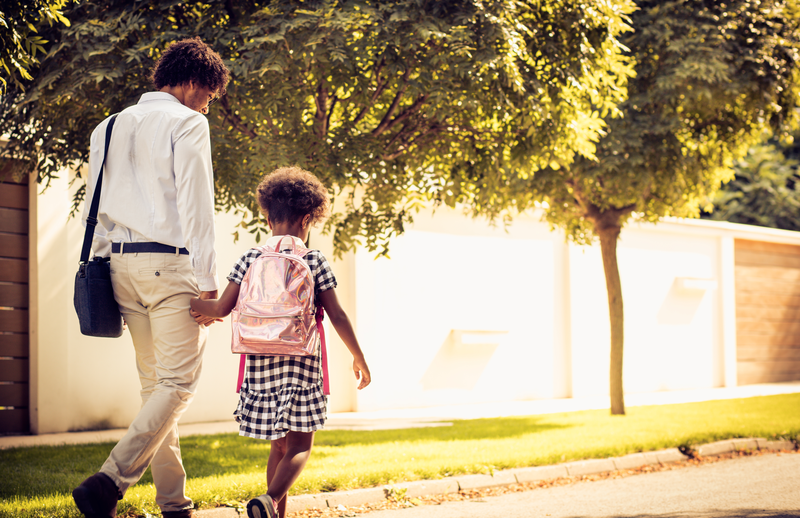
[702, 136, 800, 231]
[0, 0, 635, 253]
[454, 0, 800, 414]
[0, 0, 71, 94]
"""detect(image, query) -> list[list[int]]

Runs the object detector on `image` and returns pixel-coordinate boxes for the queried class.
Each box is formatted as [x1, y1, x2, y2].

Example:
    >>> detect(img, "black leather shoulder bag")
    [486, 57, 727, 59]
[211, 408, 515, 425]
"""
[73, 114, 123, 338]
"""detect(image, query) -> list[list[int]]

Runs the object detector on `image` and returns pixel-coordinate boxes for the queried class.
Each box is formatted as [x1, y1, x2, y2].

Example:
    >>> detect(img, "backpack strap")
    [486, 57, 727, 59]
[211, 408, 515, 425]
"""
[317, 305, 330, 396]
[236, 354, 246, 393]
[269, 235, 312, 256]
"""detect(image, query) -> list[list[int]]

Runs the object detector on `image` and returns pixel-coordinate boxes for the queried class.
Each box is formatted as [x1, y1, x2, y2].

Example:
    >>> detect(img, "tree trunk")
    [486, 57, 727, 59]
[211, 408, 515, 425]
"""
[596, 221, 625, 415]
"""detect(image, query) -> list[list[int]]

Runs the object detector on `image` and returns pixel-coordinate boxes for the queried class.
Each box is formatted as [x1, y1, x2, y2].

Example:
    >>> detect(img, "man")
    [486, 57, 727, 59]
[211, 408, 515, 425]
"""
[73, 37, 230, 518]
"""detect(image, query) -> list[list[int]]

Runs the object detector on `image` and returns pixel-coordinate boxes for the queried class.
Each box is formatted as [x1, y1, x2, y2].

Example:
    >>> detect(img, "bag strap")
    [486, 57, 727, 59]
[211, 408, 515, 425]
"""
[317, 305, 330, 396]
[236, 354, 246, 393]
[80, 114, 118, 264]
[235, 306, 329, 395]
[268, 235, 311, 257]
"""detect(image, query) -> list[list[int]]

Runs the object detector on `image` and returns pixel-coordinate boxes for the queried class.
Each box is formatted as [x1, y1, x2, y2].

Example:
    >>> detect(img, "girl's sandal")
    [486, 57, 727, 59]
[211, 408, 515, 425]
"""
[247, 494, 277, 518]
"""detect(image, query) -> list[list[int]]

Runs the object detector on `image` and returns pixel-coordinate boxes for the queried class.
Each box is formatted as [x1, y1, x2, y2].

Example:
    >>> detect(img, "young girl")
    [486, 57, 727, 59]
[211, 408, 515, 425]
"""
[190, 167, 371, 518]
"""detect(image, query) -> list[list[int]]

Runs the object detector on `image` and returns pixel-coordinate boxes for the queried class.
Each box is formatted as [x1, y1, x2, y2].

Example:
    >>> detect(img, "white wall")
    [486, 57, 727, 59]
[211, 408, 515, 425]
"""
[350, 210, 728, 412]
[569, 228, 720, 399]
[31, 170, 800, 433]
[353, 208, 568, 411]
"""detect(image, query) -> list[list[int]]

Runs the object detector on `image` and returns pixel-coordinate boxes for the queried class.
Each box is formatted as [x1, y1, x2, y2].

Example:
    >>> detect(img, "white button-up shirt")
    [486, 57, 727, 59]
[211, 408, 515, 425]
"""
[82, 92, 219, 291]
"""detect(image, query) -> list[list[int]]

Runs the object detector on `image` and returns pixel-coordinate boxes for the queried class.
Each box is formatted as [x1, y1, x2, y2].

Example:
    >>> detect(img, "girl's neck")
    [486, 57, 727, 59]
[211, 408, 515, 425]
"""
[270, 218, 309, 242]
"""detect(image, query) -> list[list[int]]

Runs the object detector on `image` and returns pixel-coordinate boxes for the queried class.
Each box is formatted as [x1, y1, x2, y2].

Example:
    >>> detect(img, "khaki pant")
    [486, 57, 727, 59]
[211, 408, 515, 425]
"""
[100, 251, 207, 513]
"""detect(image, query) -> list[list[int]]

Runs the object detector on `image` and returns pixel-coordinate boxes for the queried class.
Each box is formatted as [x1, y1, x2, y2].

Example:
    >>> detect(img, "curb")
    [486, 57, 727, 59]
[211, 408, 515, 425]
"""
[196, 438, 797, 517]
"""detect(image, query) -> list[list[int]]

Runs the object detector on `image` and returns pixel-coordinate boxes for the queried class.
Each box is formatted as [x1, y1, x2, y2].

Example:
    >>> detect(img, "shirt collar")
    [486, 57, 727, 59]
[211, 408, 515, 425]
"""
[138, 92, 182, 104]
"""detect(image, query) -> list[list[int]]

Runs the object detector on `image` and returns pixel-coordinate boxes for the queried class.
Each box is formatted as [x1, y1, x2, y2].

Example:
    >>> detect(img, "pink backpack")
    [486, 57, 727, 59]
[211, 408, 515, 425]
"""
[231, 236, 329, 394]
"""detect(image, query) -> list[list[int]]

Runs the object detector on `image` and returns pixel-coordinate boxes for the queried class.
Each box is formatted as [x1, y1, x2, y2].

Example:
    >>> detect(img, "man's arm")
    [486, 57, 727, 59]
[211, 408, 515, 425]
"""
[173, 113, 219, 292]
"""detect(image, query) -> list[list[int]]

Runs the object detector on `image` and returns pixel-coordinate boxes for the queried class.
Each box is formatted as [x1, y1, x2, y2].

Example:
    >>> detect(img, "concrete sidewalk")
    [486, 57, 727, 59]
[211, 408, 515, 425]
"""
[1, 381, 798, 450]
[361, 448, 800, 518]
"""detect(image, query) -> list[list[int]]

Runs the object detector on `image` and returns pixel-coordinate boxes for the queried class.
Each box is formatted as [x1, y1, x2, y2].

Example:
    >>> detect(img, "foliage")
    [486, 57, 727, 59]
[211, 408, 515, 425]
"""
[702, 135, 800, 231]
[478, 0, 800, 239]
[1, 393, 799, 517]
[458, 0, 800, 415]
[0, 0, 635, 253]
[0, 0, 71, 94]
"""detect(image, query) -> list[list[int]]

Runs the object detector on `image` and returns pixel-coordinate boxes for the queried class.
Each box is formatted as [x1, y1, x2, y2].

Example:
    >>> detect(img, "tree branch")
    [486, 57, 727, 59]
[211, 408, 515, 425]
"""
[326, 95, 338, 137]
[224, 0, 238, 24]
[372, 67, 411, 136]
[583, 197, 637, 230]
[384, 94, 428, 132]
[381, 123, 444, 161]
[314, 80, 329, 139]
[219, 95, 258, 139]
[353, 56, 388, 126]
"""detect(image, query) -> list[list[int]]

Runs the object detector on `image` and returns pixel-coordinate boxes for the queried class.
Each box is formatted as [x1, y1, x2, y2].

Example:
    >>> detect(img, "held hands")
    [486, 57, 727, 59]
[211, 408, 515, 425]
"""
[190, 291, 224, 327]
[190, 306, 220, 326]
[353, 356, 371, 390]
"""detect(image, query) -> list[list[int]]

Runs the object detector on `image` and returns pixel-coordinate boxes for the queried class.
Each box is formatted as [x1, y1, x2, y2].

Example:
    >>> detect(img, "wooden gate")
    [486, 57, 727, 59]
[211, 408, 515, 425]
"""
[0, 171, 29, 434]
[735, 239, 800, 385]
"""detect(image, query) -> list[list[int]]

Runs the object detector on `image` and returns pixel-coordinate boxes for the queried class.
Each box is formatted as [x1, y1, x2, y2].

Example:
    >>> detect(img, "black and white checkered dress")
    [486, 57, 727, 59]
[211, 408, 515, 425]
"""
[227, 246, 337, 440]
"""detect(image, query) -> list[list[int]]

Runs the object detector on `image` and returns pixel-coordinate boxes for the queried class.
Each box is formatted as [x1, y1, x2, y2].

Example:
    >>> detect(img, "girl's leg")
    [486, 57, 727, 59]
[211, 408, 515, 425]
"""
[266, 431, 315, 515]
[266, 437, 287, 516]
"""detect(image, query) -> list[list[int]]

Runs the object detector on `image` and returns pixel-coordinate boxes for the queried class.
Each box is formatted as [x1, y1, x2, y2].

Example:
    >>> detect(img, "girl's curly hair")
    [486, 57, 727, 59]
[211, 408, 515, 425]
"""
[257, 167, 331, 226]
[151, 37, 230, 94]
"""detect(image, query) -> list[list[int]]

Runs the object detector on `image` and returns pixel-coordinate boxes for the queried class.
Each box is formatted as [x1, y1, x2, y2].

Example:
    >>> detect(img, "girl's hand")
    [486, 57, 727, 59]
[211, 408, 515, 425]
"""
[353, 357, 371, 390]
[190, 308, 221, 326]
[189, 297, 223, 326]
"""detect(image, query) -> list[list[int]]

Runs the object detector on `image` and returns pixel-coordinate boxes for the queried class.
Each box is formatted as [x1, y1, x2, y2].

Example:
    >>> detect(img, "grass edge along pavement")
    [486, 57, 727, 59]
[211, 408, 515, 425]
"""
[279, 438, 799, 517]
[275, 440, 800, 518]
[2, 394, 800, 518]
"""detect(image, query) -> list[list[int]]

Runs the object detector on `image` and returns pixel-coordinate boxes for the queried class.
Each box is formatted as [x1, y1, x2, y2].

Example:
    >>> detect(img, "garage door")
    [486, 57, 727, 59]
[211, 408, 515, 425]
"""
[735, 239, 800, 385]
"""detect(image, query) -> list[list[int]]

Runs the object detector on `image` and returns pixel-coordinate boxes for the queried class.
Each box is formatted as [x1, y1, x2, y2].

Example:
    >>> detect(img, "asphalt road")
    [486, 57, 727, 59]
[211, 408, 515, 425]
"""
[365, 452, 800, 518]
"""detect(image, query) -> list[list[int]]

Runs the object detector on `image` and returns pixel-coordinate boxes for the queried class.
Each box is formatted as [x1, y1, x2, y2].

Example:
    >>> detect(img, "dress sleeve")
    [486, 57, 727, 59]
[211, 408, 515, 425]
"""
[227, 248, 263, 285]
[306, 250, 338, 293]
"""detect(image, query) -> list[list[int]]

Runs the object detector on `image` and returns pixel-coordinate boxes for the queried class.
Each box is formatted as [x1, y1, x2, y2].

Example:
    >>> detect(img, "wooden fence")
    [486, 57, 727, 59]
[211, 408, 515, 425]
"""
[735, 239, 800, 385]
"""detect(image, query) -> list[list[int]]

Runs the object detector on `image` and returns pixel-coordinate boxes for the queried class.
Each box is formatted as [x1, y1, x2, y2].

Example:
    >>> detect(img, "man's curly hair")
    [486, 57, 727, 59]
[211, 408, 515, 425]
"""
[257, 167, 331, 226]
[151, 37, 230, 94]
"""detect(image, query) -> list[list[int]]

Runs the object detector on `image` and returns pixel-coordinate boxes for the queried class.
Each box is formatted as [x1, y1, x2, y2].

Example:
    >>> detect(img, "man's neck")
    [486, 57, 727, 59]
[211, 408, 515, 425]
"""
[160, 85, 185, 104]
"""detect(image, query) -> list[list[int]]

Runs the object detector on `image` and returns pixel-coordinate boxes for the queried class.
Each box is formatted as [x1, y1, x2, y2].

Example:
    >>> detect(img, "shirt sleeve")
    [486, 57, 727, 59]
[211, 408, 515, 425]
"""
[173, 113, 218, 291]
[227, 248, 263, 285]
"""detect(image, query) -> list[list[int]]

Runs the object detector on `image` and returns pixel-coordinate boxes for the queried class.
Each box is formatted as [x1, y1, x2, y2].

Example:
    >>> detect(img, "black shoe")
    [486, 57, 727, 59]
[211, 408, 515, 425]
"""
[72, 472, 120, 518]
[247, 494, 277, 518]
[162, 510, 195, 518]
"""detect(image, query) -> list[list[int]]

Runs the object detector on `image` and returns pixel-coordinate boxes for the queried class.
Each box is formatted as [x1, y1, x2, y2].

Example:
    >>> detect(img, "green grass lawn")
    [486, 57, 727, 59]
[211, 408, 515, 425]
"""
[1, 393, 799, 518]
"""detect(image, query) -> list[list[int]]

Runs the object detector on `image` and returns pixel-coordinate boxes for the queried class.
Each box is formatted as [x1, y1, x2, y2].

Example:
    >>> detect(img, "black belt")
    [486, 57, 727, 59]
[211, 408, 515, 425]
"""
[111, 242, 189, 255]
